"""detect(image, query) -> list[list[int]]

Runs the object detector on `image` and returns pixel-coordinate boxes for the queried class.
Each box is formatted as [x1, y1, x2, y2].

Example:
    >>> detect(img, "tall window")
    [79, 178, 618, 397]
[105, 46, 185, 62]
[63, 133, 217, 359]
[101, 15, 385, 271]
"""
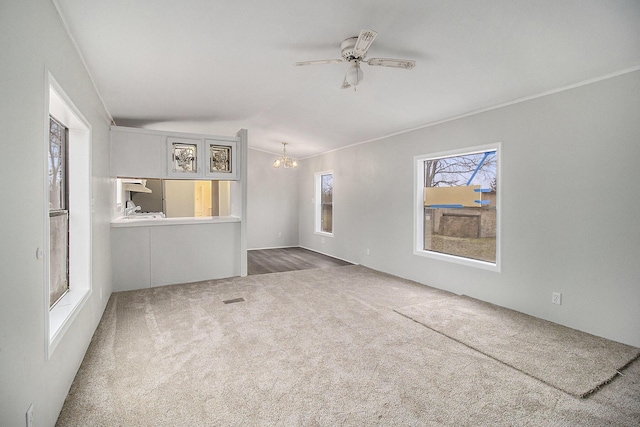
[49, 116, 69, 307]
[315, 171, 333, 235]
[415, 144, 500, 270]
[47, 76, 92, 356]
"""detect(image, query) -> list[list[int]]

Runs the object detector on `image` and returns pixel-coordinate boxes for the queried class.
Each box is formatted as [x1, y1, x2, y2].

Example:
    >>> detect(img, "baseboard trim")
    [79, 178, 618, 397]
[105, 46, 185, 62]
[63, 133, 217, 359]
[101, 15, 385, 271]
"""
[248, 245, 298, 251]
[298, 245, 357, 265]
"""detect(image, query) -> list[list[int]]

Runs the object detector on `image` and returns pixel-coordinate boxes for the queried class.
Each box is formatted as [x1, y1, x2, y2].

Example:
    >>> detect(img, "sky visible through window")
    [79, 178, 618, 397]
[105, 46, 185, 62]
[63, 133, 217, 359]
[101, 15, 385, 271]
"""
[425, 151, 496, 190]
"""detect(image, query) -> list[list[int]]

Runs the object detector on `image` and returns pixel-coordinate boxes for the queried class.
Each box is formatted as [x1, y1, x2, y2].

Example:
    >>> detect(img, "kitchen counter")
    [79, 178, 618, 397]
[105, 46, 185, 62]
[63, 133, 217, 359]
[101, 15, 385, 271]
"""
[111, 215, 241, 228]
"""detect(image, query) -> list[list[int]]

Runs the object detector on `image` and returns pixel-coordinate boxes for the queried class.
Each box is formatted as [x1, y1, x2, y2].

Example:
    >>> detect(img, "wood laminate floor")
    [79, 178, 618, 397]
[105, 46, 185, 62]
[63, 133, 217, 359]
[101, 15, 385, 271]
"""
[247, 247, 352, 275]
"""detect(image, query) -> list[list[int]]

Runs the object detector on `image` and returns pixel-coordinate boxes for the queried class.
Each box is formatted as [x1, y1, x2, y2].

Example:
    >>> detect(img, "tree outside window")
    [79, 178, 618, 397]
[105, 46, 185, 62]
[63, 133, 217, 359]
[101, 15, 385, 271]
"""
[315, 171, 333, 235]
[49, 116, 69, 307]
[321, 174, 333, 233]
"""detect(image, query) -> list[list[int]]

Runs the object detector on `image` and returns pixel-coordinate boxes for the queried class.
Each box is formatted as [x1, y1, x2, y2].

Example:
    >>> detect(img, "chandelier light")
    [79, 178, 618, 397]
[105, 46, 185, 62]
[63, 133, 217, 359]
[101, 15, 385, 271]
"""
[272, 142, 298, 169]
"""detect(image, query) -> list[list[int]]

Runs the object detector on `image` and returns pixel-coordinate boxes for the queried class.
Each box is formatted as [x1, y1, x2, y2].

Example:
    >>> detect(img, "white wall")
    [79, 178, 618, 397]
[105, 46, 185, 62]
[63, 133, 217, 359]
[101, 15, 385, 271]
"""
[0, 0, 112, 425]
[299, 70, 640, 347]
[247, 148, 299, 249]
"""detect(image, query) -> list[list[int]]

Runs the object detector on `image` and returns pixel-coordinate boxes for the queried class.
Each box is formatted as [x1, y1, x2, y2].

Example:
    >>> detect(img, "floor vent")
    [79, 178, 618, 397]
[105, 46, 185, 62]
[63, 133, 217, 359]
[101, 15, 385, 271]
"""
[223, 297, 245, 304]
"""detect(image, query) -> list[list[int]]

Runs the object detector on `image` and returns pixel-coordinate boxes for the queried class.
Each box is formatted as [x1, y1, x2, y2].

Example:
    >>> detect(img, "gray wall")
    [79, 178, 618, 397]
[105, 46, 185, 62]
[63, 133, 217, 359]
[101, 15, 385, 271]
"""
[247, 148, 299, 249]
[299, 70, 640, 347]
[0, 0, 112, 425]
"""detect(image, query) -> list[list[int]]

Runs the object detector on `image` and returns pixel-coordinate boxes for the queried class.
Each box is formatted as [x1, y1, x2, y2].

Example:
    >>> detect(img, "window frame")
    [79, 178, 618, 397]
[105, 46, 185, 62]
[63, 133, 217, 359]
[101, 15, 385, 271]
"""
[48, 115, 70, 308]
[49, 115, 68, 212]
[45, 72, 93, 358]
[314, 170, 334, 237]
[413, 143, 501, 272]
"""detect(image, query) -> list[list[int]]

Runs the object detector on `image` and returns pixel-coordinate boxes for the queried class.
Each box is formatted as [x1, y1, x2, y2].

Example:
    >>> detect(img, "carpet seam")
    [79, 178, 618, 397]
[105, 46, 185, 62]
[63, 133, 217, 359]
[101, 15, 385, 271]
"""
[392, 309, 622, 399]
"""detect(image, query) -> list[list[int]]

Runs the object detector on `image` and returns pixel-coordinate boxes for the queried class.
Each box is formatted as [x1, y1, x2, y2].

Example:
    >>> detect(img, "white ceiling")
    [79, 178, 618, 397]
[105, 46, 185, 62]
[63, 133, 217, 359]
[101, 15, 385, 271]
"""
[55, 0, 640, 159]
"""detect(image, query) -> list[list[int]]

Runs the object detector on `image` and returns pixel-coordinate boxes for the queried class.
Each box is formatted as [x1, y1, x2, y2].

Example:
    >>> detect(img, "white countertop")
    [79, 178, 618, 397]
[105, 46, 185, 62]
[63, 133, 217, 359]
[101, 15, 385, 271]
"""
[111, 215, 241, 228]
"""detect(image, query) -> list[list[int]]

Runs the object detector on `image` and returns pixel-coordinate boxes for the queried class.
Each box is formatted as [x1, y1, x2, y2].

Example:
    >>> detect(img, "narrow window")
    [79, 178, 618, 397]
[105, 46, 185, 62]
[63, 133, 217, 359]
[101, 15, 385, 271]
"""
[315, 171, 333, 235]
[415, 144, 500, 270]
[49, 116, 69, 307]
[47, 75, 92, 356]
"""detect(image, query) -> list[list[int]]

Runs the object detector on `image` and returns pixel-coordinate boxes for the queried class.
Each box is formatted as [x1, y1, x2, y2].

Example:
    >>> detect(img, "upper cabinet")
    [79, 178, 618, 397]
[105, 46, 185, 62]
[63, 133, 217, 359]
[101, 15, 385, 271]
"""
[166, 137, 201, 178]
[111, 126, 240, 180]
[111, 128, 164, 178]
[204, 139, 238, 180]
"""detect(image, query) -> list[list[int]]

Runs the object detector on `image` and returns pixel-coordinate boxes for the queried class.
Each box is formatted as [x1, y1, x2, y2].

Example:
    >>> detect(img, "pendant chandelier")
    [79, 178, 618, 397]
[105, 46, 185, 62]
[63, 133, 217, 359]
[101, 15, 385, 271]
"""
[272, 142, 298, 168]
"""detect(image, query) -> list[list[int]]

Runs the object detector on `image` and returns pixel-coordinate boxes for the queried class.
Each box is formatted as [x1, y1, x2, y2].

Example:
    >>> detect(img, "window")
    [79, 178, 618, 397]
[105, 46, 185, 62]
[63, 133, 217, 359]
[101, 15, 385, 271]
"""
[49, 116, 69, 307]
[46, 74, 92, 356]
[315, 171, 333, 235]
[415, 144, 500, 271]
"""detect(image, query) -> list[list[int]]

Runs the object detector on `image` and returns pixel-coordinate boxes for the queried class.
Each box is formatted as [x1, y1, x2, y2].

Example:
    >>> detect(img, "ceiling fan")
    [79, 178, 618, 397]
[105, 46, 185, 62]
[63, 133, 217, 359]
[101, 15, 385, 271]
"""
[294, 29, 416, 90]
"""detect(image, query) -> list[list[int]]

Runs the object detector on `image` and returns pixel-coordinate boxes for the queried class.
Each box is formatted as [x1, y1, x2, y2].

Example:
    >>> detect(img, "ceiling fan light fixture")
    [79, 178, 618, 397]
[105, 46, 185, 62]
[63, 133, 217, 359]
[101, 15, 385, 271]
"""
[345, 62, 363, 86]
[294, 29, 415, 90]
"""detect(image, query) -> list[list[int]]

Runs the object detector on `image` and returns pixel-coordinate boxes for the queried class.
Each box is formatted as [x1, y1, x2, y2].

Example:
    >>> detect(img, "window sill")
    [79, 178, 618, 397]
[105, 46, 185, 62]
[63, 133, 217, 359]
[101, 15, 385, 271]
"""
[414, 249, 500, 272]
[49, 288, 90, 356]
[314, 231, 334, 238]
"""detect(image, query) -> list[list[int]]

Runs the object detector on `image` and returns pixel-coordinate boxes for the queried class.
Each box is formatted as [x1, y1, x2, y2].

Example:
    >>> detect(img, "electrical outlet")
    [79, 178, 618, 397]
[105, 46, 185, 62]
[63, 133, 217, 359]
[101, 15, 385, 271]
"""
[552, 292, 562, 305]
[366, 248, 370, 256]
[26, 404, 34, 427]
[278, 232, 282, 238]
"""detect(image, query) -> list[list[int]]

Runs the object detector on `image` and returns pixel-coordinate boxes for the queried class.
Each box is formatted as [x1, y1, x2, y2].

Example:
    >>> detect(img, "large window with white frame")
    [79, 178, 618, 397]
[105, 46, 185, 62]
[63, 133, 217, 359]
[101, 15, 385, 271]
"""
[315, 171, 333, 235]
[414, 143, 500, 271]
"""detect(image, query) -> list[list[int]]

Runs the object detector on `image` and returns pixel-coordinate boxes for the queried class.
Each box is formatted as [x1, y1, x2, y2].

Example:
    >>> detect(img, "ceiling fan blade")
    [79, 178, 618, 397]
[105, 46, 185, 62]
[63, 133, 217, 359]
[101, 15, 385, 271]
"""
[294, 59, 344, 66]
[366, 58, 416, 69]
[353, 29, 377, 57]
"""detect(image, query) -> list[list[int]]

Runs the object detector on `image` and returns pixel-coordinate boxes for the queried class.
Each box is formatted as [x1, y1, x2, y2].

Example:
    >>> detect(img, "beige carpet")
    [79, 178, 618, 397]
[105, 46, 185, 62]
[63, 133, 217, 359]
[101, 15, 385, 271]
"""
[57, 265, 640, 426]
[395, 295, 640, 398]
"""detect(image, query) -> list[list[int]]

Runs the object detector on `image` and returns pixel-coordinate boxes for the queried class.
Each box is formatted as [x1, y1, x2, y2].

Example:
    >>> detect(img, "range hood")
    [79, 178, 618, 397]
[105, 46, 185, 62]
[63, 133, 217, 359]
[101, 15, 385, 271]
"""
[124, 181, 152, 193]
